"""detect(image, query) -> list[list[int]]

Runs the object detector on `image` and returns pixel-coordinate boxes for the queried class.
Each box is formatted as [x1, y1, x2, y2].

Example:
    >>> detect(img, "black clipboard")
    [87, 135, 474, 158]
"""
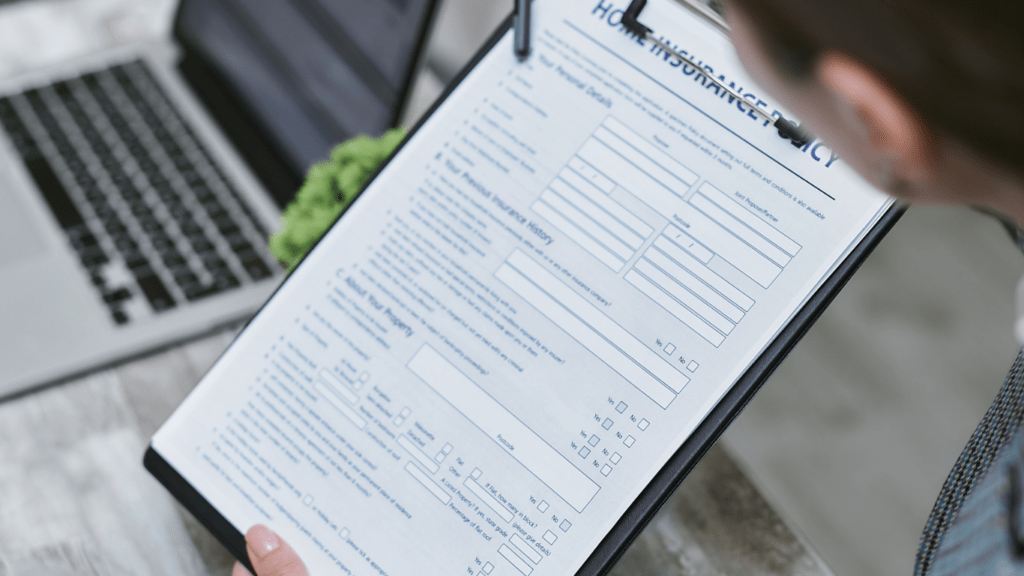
[145, 4, 903, 574]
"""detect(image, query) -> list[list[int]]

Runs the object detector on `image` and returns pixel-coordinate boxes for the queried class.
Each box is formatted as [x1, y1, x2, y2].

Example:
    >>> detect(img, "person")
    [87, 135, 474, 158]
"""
[233, 0, 1024, 574]
[725, 1, 1024, 574]
[231, 525, 308, 576]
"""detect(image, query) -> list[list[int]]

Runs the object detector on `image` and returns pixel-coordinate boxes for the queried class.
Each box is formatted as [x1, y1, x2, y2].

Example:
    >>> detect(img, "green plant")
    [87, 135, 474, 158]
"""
[268, 128, 406, 270]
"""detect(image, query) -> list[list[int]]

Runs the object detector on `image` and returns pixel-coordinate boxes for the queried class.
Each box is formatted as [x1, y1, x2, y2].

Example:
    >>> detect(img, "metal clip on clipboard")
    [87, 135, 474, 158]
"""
[621, 0, 814, 148]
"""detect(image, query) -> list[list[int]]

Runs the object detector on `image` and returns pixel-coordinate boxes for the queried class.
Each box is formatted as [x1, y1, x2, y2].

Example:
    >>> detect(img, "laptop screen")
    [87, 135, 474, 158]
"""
[175, 0, 437, 175]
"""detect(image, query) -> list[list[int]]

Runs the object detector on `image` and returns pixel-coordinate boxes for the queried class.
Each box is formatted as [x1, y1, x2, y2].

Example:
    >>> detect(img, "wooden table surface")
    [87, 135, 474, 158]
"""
[0, 1, 834, 574]
[0, 329, 833, 576]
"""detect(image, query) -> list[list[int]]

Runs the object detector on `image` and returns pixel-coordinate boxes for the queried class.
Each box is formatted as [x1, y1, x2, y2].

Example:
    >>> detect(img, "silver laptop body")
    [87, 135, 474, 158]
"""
[0, 0, 440, 398]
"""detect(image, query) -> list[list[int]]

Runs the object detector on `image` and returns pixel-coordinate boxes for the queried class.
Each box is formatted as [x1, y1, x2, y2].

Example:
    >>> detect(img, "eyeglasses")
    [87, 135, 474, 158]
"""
[973, 205, 1024, 255]
[622, 0, 815, 148]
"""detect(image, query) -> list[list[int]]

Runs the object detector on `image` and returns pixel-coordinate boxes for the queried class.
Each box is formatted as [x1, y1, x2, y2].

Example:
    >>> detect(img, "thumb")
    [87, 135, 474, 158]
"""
[244, 524, 309, 576]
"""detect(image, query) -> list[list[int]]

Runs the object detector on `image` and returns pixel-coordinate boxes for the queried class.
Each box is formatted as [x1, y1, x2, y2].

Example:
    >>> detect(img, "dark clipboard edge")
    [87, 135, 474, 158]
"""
[144, 447, 254, 572]
[145, 9, 905, 575]
[577, 202, 903, 576]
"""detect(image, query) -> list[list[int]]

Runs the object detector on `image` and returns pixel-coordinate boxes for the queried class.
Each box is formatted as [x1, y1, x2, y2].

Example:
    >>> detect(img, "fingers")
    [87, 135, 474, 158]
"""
[232, 562, 254, 576]
[244, 524, 309, 576]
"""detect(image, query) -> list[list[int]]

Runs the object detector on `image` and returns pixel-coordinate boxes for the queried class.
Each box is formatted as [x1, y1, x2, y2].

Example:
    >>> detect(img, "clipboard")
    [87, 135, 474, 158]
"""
[145, 1, 902, 574]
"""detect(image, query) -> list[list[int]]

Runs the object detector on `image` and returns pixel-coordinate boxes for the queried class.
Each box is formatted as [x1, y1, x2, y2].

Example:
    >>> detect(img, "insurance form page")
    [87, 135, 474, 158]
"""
[153, 1, 892, 574]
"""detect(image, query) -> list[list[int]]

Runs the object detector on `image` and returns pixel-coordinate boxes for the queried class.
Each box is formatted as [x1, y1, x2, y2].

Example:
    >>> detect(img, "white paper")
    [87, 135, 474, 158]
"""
[153, 1, 892, 575]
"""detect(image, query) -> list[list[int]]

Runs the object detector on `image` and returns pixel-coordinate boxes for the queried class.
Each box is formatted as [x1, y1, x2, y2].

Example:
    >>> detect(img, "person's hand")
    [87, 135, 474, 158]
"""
[231, 524, 309, 576]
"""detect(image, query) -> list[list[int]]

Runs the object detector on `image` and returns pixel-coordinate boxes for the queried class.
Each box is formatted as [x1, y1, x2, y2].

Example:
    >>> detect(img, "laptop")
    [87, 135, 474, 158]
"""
[0, 0, 441, 399]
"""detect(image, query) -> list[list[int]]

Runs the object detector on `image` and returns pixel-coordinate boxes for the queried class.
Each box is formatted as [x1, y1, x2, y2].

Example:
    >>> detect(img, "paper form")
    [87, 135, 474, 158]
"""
[152, 1, 892, 575]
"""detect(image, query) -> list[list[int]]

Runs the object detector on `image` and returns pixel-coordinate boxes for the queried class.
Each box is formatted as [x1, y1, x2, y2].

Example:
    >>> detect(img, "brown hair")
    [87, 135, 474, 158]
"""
[727, 0, 1024, 174]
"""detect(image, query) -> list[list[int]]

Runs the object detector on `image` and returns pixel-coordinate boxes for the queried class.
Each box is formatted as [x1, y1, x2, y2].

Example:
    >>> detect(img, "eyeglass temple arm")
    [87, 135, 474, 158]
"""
[621, 0, 814, 148]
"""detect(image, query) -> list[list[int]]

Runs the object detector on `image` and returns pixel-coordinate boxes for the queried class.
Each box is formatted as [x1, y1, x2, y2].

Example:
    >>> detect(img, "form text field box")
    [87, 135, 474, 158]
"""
[531, 200, 625, 272]
[577, 138, 690, 210]
[567, 156, 615, 193]
[463, 477, 514, 523]
[511, 533, 543, 564]
[661, 226, 714, 264]
[634, 258, 738, 333]
[674, 204, 783, 288]
[626, 271, 726, 346]
[397, 434, 440, 474]
[499, 544, 534, 576]
[547, 179, 646, 248]
[315, 381, 367, 429]
[556, 170, 653, 238]
[498, 250, 686, 401]
[642, 248, 747, 323]
[699, 183, 801, 256]
[600, 117, 699, 190]
[690, 192, 792, 266]
[404, 461, 451, 505]
[654, 234, 754, 310]
[539, 190, 636, 257]
[318, 369, 358, 401]
[407, 344, 600, 511]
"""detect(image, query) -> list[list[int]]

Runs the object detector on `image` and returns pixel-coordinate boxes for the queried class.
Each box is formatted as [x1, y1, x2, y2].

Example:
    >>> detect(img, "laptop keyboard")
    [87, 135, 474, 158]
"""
[0, 60, 280, 326]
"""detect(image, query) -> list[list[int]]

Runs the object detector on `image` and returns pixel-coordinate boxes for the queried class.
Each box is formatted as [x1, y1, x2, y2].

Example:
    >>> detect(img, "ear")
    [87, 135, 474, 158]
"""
[815, 52, 935, 181]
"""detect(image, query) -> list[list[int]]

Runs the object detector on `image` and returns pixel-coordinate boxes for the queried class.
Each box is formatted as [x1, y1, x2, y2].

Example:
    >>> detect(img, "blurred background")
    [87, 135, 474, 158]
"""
[1, 0, 1022, 575]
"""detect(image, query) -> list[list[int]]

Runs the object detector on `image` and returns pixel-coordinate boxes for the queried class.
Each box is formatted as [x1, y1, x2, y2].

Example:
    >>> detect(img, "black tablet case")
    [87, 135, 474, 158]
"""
[146, 12, 903, 575]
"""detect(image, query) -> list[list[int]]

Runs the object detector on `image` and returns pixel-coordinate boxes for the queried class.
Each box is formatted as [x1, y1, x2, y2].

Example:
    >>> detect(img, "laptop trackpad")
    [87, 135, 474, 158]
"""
[0, 189, 49, 267]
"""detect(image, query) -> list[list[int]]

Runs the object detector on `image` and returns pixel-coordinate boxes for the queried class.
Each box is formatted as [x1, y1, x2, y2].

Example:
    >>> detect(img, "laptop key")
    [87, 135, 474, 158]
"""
[136, 275, 175, 312]
[160, 254, 187, 274]
[79, 248, 109, 268]
[190, 237, 214, 254]
[102, 288, 132, 304]
[124, 250, 150, 270]
[0, 104, 43, 160]
[173, 269, 199, 287]
[184, 285, 219, 302]
[25, 156, 85, 230]
[111, 309, 130, 325]
[201, 254, 229, 274]
[225, 233, 250, 251]
[242, 257, 273, 281]
[211, 270, 240, 291]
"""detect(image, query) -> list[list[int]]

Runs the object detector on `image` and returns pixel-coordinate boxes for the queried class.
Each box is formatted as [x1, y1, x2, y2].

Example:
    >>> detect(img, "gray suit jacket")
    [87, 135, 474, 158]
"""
[916, 350, 1024, 575]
